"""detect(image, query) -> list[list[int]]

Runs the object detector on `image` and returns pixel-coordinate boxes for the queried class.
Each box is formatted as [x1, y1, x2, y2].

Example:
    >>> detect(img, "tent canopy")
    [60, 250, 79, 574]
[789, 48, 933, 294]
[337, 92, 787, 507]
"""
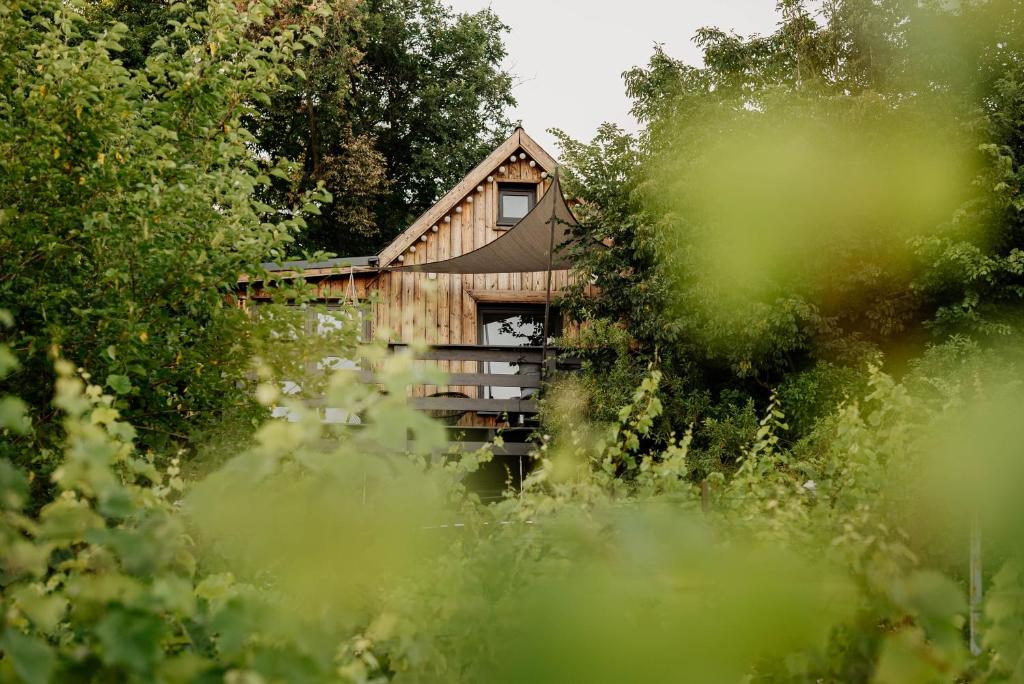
[391, 175, 582, 274]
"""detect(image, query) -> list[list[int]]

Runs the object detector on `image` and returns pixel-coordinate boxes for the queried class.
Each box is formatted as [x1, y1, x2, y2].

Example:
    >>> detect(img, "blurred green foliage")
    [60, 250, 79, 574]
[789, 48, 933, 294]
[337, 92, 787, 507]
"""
[3, 317, 1024, 682]
[556, 0, 1024, 471]
[3, 0, 1024, 682]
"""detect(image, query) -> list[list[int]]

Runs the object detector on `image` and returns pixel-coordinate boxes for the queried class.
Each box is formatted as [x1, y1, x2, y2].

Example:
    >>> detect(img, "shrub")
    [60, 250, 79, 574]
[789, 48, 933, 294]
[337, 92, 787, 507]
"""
[0, 0, 328, 483]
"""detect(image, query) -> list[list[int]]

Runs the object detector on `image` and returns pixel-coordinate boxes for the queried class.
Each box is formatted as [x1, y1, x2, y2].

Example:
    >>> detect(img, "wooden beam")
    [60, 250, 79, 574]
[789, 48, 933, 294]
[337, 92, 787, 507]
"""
[388, 343, 546, 363]
[348, 369, 540, 388]
[517, 128, 559, 172]
[317, 438, 535, 457]
[410, 396, 538, 413]
[444, 372, 539, 388]
[423, 441, 534, 456]
[238, 264, 378, 283]
[466, 289, 565, 304]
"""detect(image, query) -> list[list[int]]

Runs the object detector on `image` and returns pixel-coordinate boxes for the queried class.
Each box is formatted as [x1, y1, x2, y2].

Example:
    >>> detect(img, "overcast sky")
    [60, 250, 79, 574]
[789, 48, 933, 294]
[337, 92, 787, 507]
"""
[444, 0, 783, 154]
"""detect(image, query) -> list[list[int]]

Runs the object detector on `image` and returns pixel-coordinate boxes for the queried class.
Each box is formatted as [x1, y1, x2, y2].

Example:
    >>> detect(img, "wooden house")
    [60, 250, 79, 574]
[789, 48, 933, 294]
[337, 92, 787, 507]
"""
[240, 128, 586, 437]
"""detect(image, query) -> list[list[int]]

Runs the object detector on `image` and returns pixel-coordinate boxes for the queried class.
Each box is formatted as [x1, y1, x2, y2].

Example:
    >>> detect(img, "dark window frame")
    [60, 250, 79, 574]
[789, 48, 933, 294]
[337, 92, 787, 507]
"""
[477, 303, 561, 402]
[477, 304, 562, 346]
[496, 183, 537, 227]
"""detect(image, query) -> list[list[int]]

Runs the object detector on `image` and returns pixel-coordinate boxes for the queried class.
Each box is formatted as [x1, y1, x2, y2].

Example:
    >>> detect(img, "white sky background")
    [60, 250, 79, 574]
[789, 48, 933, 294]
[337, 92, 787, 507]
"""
[443, 0, 784, 155]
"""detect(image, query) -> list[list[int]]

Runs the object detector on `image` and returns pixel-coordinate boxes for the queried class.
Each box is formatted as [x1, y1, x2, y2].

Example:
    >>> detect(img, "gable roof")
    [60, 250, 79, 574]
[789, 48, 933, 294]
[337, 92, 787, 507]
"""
[377, 127, 558, 266]
[393, 174, 581, 274]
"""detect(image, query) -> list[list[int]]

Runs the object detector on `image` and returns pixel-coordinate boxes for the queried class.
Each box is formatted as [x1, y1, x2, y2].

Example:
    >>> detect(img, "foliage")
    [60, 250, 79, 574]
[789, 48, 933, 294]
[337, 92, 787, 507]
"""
[88, 0, 517, 256]
[5, 1, 1024, 682]
[0, 328, 458, 681]
[2, 297, 1024, 682]
[343, 0, 515, 253]
[776, 360, 867, 437]
[0, 0, 333, 487]
[555, 0, 1024, 466]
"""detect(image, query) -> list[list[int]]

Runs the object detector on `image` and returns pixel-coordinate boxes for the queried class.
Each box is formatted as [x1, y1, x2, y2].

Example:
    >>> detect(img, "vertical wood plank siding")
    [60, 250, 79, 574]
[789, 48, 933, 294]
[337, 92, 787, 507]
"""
[323, 149, 571, 417]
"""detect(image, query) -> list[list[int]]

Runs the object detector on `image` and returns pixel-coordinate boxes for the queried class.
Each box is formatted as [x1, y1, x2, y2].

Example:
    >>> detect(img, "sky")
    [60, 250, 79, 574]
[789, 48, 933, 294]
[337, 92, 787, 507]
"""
[444, 0, 784, 154]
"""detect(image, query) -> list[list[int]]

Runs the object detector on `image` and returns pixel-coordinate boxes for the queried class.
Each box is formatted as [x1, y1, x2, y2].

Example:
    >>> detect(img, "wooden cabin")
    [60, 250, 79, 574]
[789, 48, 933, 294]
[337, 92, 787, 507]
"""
[240, 128, 584, 435]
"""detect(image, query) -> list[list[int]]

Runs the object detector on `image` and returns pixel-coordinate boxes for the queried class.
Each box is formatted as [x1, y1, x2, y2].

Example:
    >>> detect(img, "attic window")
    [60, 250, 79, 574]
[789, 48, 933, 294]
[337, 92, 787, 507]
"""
[497, 183, 536, 227]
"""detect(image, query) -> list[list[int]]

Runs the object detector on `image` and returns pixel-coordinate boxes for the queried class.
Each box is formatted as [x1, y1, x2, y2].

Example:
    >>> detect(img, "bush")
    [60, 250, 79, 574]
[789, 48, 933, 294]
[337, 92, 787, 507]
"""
[2, 322, 1024, 682]
[0, 0, 328, 483]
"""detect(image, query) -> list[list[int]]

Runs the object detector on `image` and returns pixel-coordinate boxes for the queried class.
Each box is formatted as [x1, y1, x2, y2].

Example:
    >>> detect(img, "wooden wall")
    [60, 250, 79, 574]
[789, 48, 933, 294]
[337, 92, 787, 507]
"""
[237, 144, 581, 426]
[362, 152, 572, 397]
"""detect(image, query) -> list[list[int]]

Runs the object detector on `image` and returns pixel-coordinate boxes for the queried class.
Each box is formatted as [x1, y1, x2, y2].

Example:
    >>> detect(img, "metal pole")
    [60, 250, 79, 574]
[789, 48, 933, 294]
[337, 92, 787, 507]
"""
[541, 169, 558, 383]
[969, 512, 983, 656]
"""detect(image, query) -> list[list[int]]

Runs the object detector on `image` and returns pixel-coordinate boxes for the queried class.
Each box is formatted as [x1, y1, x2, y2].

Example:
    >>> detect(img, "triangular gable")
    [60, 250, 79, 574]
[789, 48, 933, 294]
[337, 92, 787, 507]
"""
[393, 174, 581, 273]
[377, 127, 558, 266]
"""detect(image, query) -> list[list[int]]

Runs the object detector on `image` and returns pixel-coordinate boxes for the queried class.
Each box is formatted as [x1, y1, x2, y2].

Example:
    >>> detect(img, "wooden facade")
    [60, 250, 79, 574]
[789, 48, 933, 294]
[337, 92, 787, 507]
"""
[241, 128, 578, 427]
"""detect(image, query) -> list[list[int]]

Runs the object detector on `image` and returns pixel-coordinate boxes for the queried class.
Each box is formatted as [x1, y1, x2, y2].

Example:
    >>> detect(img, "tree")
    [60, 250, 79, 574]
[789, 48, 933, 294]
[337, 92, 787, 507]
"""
[556, 0, 1024, 463]
[254, 0, 517, 255]
[88, 0, 517, 256]
[0, 0, 325, 482]
[345, 0, 515, 252]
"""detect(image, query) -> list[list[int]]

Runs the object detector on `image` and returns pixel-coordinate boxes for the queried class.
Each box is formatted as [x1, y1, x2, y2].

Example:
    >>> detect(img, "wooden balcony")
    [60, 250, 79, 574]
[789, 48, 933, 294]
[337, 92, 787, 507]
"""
[316, 343, 577, 495]
[382, 343, 547, 416]
[307, 343, 577, 443]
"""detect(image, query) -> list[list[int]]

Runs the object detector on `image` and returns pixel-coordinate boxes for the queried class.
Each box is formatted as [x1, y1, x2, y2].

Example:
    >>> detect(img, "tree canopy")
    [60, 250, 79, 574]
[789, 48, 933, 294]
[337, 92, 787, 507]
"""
[88, 0, 517, 256]
[557, 0, 1024, 461]
[0, 0, 331, 489]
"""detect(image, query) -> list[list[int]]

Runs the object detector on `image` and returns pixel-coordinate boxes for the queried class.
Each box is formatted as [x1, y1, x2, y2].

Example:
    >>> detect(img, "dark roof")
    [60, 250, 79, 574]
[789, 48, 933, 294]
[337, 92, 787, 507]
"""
[261, 256, 378, 272]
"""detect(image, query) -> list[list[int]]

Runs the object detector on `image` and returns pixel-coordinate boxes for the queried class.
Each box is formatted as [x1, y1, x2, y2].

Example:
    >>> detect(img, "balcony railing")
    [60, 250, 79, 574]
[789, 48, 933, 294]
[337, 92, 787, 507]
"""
[378, 343, 545, 415]
[308, 344, 576, 456]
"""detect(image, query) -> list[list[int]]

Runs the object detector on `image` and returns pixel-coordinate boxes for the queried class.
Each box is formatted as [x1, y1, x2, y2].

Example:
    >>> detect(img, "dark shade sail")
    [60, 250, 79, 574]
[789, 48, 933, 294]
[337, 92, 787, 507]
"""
[391, 175, 581, 274]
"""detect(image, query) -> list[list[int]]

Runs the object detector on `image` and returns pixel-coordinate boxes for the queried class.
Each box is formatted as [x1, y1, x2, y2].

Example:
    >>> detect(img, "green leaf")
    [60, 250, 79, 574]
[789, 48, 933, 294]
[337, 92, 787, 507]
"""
[95, 607, 164, 675]
[12, 588, 68, 635]
[2, 541, 52, 580]
[873, 629, 943, 684]
[98, 487, 135, 519]
[0, 396, 29, 434]
[0, 629, 56, 684]
[0, 459, 29, 510]
[0, 345, 18, 378]
[195, 573, 236, 608]
[106, 374, 132, 395]
[37, 499, 105, 544]
[901, 570, 967, 625]
[152, 575, 197, 618]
